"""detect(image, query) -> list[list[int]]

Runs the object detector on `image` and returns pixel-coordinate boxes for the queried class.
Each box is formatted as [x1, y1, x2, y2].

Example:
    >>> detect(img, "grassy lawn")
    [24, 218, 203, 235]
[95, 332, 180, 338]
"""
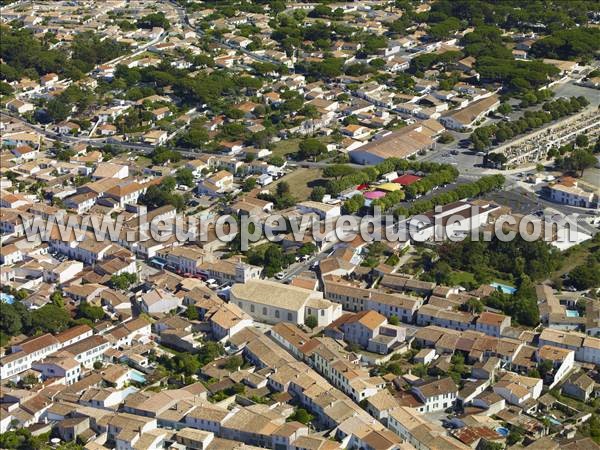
[447, 271, 477, 287]
[272, 138, 301, 157]
[549, 390, 595, 413]
[135, 156, 153, 168]
[270, 168, 324, 201]
[157, 344, 185, 356]
[272, 135, 334, 159]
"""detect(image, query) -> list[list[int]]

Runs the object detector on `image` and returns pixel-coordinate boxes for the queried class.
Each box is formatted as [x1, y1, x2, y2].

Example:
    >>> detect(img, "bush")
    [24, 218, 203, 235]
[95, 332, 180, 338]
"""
[223, 356, 243, 372]
[304, 315, 318, 329]
[438, 132, 455, 144]
[288, 408, 314, 425]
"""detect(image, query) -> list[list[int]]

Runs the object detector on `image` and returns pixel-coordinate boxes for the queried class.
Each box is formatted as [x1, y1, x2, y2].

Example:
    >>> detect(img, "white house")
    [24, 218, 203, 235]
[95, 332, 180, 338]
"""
[7, 99, 34, 114]
[208, 302, 253, 342]
[92, 162, 129, 180]
[64, 192, 97, 214]
[230, 279, 342, 326]
[140, 289, 183, 314]
[439, 95, 500, 131]
[43, 260, 84, 284]
[32, 355, 81, 385]
[493, 372, 542, 406]
[474, 312, 511, 337]
[197, 170, 234, 196]
[537, 345, 575, 388]
[411, 377, 458, 413]
[297, 201, 341, 221]
[547, 181, 595, 208]
[61, 335, 110, 369]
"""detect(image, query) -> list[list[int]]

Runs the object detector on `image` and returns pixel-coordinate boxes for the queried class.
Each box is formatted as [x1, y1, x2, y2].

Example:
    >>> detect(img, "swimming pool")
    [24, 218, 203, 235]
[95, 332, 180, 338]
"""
[545, 416, 561, 426]
[565, 310, 580, 318]
[496, 427, 509, 437]
[0, 293, 15, 304]
[490, 282, 517, 295]
[129, 370, 147, 383]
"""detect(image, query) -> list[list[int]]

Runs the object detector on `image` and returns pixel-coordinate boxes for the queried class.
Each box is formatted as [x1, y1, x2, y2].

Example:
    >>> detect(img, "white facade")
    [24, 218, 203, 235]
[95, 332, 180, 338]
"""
[32, 360, 80, 385]
[412, 385, 457, 413]
[548, 183, 595, 208]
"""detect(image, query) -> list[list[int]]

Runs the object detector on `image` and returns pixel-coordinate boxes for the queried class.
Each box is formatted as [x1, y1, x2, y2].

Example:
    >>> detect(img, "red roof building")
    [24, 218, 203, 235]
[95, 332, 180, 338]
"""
[393, 174, 421, 185]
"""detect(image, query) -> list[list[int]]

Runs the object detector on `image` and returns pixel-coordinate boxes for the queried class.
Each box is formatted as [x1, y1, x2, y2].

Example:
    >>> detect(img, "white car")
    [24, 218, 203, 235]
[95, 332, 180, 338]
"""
[275, 272, 285, 280]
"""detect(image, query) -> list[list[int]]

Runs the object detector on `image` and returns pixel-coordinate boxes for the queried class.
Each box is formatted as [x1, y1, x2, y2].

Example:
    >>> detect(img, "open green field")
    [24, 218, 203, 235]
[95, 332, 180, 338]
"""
[270, 167, 324, 201]
[447, 271, 477, 287]
[271, 138, 301, 157]
[271, 135, 334, 159]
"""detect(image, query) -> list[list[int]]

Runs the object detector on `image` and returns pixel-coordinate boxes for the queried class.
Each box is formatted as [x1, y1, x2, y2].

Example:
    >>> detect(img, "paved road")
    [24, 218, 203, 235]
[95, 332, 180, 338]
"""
[484, 185, 599, 237]
[280, 252, 328, 283]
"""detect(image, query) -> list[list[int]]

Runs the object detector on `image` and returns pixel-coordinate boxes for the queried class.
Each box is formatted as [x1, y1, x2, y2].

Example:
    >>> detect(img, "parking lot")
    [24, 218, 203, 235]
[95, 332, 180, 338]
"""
[484, 189, 543, 216]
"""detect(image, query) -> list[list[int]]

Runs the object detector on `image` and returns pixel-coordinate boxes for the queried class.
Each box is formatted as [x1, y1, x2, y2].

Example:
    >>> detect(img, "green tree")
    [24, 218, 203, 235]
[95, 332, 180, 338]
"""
[198, 341, 225, 365]
[412, 363, 427, 378]
[461, 298, 484, 314]
[186, 305, 199, 321]
[298, 243, 317, 257]
[568, 261, 600, 290]
[438, 132, 454, 144]
[298, 138, 326, 160]
[506, 430, 522, 445]
[276, 181, 290, 197]
[342, 194, 365, 214]
[178, 127, 209, 148]
[479, 441, 504, 450]
[497, 102, 512, 115]
[268, 155, 285, 167]
[530, 28, 600, 61]
[323, 164, 357, 179]
[150, 147, 181, 165]
[46, 98, 70, 121]
[175, 168, 195, 187]
[310, 186, 326, 201]
[538, 359, 554, 378]
[20, 373, 39, 387]
[137, 12, 170, 30]
[512, 276, 540, 326]
[288, 408, 314, 425]
[0, 81, 14, 96]
[242, 177, 257, 192]
[78, 302, 105, 322]
[0, 304, 23, 336]
[562, 149, 596, 176]
[304, 315, 318, 329]
[223, 356, 243, 372]
[393, 72, 415, 92]
[31, 304, 70, 333]
[576, 134, 589, 148]
[50, 291, 64, 307]
[384, 361, 403, 376]
[389, 315, 400, 326]
[110, 273, 137, 290]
